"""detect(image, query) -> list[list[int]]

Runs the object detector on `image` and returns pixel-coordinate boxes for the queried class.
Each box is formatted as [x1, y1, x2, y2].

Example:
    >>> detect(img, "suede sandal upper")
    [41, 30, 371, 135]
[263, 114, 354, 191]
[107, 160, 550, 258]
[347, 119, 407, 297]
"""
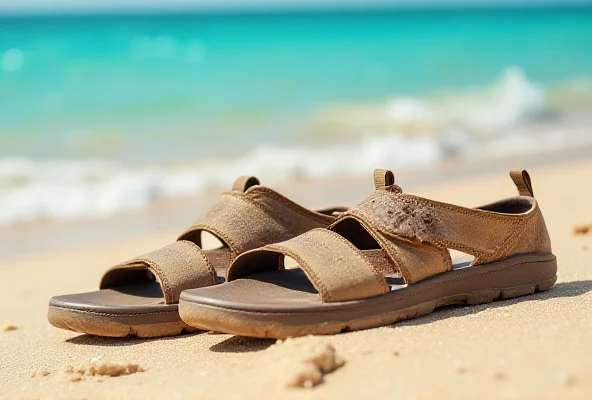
[178, 169, 557, 338]
[223, 169, 553, 302]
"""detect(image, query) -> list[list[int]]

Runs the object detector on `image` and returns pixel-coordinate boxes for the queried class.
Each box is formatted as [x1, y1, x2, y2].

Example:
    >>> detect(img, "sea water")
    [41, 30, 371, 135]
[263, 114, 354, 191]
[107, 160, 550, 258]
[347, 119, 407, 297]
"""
[1, 8, 592, 225]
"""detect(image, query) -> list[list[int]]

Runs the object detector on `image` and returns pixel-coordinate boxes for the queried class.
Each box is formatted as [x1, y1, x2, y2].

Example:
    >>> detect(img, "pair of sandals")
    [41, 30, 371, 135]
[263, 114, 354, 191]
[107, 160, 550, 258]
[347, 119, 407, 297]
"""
[48, 169, 557, 339]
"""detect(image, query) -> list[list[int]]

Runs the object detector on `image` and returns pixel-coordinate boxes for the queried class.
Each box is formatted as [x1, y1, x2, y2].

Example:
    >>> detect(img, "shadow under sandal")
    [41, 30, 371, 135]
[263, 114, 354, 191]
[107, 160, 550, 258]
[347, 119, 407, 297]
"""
[48, 176, 346, 338]
[179, 169, 557, 339]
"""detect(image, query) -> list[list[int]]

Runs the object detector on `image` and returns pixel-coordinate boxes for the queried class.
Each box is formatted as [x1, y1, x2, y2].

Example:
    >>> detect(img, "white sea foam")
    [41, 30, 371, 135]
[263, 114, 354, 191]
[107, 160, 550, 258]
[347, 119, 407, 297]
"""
[1, 67, 590, 226]
[427, 66, 547, 131]
[312, 67, 549, 138]
[0, 134, 442, 226]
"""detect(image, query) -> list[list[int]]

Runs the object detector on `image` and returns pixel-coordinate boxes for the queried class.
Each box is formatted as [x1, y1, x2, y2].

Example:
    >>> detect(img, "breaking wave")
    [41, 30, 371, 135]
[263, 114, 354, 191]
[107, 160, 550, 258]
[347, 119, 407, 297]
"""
[1, 67, 591, 226]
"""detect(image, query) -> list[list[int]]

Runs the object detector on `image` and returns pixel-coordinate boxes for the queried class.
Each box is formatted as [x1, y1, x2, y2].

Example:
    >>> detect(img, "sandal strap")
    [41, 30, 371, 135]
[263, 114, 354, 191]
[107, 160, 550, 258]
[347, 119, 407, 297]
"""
[346, 190, 533, 265]
[228, 229, 389, 302]
[334, 212, 453, 284]
[328, 168, 547, 284]
[178, 187, 331, 257]
[100, 241, 217, 304]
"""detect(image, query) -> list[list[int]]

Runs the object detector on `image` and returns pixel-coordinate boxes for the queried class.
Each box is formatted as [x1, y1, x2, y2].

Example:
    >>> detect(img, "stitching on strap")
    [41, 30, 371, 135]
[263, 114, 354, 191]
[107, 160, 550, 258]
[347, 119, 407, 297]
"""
[350, 191, 536, 261]
[187, 223, 239, 258]
[247, 187, 335, 225]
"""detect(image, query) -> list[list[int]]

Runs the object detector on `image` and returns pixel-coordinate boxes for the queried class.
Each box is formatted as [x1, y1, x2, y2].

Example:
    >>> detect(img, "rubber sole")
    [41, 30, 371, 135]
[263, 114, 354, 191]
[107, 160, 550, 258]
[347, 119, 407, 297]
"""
[47, 306, 199, 338]
[179, 253, 557, 339]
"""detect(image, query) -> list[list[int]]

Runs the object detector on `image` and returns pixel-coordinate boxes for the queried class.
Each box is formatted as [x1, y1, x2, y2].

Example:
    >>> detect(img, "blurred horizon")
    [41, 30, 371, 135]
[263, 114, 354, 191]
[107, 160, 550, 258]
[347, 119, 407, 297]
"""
[2, 0, 592, 16]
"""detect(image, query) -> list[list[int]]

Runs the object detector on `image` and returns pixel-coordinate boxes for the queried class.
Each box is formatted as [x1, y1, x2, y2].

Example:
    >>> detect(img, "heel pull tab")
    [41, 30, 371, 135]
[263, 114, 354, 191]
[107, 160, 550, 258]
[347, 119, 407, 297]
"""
[232, 176, 260, 192]
[510, 169, 534, 197]
[373, 169, 402, 193]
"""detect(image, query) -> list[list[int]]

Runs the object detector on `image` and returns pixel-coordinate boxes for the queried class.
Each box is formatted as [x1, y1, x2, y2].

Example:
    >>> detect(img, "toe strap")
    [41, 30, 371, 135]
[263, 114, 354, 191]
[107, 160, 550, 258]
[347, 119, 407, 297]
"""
[100, 240, 217, 304]
[228, 229, 389, 302]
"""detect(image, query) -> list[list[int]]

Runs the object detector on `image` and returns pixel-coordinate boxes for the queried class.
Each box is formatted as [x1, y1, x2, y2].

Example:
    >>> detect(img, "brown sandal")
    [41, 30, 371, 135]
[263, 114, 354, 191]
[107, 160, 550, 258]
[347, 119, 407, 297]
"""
[48, 176, 346, 338]
[179, 169, 557, 339]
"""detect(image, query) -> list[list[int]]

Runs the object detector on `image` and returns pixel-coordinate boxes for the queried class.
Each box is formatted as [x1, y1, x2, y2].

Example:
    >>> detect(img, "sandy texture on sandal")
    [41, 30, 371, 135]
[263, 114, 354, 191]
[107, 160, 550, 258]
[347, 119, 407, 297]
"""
[1, 160, 592, 399]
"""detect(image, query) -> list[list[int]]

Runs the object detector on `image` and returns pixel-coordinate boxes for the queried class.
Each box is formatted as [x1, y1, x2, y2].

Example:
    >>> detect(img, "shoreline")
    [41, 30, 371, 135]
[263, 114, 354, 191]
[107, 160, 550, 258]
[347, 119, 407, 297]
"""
[3, 103, 592, 237]
[2, 143, 592, 261]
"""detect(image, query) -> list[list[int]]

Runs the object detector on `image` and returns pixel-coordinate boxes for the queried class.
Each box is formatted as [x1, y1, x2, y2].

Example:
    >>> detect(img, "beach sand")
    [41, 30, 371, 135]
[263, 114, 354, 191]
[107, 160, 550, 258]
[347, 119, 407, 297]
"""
[1, 160, 591, 399]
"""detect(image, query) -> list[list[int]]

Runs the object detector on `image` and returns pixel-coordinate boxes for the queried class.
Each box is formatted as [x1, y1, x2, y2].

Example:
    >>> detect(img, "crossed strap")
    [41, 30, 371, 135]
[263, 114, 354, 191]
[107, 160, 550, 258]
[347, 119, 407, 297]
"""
[228, 169, 540, 302]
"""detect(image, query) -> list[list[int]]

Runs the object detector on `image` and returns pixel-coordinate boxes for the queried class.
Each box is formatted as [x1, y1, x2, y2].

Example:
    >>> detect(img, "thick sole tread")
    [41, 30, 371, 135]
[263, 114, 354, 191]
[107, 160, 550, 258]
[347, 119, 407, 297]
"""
[180, 275, 557, 339]
[48, 306, 198, 338]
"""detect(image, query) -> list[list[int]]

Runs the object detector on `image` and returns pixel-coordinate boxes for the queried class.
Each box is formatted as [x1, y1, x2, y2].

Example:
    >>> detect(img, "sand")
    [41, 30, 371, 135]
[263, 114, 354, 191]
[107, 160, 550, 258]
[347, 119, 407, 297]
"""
[1, 160, 591, 399]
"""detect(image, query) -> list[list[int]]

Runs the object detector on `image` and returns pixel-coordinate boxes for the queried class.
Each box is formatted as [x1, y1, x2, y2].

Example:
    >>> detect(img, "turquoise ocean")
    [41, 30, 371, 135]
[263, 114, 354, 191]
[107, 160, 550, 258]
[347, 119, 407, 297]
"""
[1, 7, 592, 225]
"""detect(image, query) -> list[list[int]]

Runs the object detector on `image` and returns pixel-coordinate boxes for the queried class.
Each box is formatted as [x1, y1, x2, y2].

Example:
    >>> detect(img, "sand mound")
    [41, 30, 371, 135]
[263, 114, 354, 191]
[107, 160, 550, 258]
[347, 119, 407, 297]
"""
[65, 362, 145, 382]
[2, 324, 19, 332]
[281, 342, 345, 388]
